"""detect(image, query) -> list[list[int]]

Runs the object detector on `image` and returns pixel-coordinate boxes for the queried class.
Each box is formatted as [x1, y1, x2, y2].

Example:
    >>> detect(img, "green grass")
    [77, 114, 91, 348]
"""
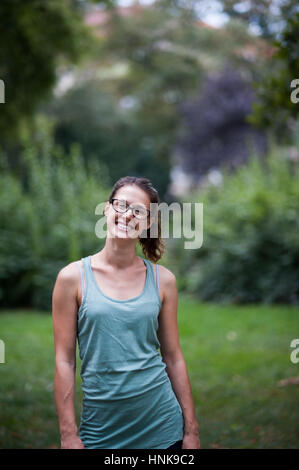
[0, 296, 298, 449]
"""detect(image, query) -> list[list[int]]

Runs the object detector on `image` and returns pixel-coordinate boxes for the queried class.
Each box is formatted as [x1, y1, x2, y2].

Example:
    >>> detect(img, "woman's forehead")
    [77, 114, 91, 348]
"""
[115, 187, 150, 205]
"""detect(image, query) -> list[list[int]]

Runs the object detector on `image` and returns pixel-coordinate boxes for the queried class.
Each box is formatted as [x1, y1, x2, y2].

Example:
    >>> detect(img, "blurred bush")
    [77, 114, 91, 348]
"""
[0, 118, 110, 311]
[168, 135, 299, 304]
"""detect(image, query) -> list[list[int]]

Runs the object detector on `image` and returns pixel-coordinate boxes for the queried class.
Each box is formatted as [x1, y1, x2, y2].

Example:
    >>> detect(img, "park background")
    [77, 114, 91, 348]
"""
[0, 0, 298, 448]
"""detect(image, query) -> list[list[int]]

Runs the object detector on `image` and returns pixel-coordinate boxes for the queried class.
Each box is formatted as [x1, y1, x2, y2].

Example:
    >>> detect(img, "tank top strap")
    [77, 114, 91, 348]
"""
[75, 258, 84, 288]
[143, 258, 162, 307]
[75, 256, 94, 304]
[156, 263, 159, 290]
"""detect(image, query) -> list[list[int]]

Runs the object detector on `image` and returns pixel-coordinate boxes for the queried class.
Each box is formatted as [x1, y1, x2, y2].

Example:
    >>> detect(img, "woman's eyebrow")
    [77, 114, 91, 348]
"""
[119, 199, 144, 207]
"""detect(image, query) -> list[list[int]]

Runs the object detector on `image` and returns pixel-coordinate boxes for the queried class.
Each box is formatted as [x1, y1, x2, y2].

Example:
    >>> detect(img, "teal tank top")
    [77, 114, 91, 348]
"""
[75, 255, 184, 449]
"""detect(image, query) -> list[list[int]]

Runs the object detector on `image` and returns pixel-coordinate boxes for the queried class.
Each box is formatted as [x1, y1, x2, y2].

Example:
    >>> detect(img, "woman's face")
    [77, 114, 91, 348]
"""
[105, 185, 152, 240]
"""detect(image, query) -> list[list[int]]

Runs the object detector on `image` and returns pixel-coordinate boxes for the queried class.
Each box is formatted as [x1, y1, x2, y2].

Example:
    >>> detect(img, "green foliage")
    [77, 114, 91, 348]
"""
[248, 11, 299, 138]
[0, 119, 110, 310]
[168, 138, 299, 304]
[45, 79, 169, 198]
[80, 2, 266, 199]
[221, 0, 298, 39]
[0, 0, 97, 141]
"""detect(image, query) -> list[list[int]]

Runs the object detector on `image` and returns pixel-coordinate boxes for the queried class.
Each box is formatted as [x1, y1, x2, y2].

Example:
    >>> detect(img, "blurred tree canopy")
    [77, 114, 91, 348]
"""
[0, 0, 280, 198]
[0, 0, 111, 143]
[175, 67, 268, 181]
[248, 10, 299, 138]
[218, 1, 299, 138]
[44, 0, 271, 197]
[221, 0, 298, 38]
[45, 79, 172, 197]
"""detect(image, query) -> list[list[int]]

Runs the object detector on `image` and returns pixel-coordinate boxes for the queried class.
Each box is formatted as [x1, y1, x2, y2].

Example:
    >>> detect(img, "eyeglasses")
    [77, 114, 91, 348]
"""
[111, 198, 149, 219]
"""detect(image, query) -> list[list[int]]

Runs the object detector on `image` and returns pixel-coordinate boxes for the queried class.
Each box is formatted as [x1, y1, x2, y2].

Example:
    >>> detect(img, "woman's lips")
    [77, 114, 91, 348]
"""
[115, 220, 141, 235]
[117, 223, 129, 231]
[115, 221, 135, 231]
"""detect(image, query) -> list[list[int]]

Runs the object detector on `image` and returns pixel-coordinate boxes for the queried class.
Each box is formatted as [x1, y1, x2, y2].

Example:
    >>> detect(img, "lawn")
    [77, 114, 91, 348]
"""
[0, 295, 298, 449]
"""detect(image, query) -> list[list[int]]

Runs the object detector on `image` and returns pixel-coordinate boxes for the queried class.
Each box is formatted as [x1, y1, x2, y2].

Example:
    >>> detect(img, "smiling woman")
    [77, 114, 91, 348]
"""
[105, 176, 165, 263]
[52, 176, 201, 449]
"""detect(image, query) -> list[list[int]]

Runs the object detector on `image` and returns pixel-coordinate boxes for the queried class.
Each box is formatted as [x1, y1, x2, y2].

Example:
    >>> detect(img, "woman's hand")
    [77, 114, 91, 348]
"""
[61, 434, 85, 449]
[182, 431, 201, 449]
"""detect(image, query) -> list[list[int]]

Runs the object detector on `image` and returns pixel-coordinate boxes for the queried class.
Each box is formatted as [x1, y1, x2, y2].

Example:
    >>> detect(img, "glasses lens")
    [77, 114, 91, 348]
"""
[133, 207, 148, 219]
[113, 200, 127, 212]
[113, 199, 148, 218]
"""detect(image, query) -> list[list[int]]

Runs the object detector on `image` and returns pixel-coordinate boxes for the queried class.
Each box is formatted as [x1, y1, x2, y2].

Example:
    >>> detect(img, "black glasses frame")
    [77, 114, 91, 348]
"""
[111, 198, 150, 219]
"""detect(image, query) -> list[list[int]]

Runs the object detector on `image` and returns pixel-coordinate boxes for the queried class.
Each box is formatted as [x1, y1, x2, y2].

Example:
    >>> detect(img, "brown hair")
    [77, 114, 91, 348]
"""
[108, 176, 165, 263]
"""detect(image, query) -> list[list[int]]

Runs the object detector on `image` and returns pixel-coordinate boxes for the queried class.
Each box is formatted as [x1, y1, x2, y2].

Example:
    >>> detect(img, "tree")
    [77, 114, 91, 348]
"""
[45, 79, 169, 193]
[248, 11, 299, 139]
[175, 67, 268, 181]
[59, 1, 269, 197]
[0, 0, 99, 142]
[220, 0, 298, 39]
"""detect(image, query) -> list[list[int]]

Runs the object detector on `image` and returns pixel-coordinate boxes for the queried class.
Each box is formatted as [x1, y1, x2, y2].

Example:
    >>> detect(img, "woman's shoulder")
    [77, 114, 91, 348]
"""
[157, 264, 177, 286]
[55, 259, 84, 285]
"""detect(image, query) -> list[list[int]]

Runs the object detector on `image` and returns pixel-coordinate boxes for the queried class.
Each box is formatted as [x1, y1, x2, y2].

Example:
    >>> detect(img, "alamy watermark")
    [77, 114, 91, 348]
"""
[290, 79, 299, 104]
[0, 339, 5, 363]
[0, 79, 5, 103]
[94, 201, 203, 250]
[290, 339, 299, 364]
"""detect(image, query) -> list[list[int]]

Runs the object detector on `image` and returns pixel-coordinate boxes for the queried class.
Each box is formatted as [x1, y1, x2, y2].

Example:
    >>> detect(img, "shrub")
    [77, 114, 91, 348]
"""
[169, 141, 299, 304]
[0, 123, 110, 310]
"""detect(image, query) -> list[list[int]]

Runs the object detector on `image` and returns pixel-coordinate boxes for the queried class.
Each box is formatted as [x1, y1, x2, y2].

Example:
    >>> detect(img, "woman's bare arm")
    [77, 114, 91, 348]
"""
[52, 263, 85, 449]
[157, 266, 201, 449]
